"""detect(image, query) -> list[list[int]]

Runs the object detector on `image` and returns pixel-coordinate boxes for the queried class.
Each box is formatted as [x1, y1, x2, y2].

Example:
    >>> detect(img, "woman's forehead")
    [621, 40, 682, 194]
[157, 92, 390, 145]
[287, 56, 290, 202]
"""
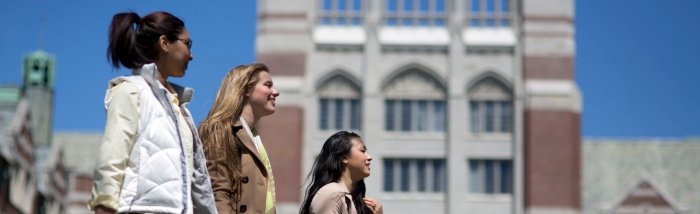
[351, 138, 365, 147]
[257, 71, 272, 81]
[179, 28, 190, 37]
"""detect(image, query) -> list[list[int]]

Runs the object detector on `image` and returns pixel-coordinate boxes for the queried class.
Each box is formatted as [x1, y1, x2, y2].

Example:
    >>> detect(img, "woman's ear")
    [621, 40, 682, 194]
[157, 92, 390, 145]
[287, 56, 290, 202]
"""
[158, 35, 170, 52]
[342, 156, 349, 165]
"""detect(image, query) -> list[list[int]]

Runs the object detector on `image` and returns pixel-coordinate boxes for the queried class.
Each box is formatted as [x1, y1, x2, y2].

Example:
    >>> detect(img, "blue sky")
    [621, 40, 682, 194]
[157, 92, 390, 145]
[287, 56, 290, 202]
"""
[576, 0, 700, 137]
[0, 0, 698, 138]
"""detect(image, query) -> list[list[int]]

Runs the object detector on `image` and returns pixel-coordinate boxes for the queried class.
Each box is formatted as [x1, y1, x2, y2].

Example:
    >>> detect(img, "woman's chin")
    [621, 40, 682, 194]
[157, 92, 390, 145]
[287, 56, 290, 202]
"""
[261, 108, 275, 116]
[171, 71, 186, 78]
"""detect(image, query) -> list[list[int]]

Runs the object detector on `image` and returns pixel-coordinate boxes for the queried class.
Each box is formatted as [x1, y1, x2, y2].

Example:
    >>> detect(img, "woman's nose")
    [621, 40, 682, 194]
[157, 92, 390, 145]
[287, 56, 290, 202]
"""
[272, 87, 280, 97]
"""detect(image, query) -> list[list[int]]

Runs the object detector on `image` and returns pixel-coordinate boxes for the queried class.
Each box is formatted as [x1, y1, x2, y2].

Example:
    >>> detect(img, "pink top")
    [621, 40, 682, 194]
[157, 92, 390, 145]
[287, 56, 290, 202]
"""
[310, 182, 358, 214]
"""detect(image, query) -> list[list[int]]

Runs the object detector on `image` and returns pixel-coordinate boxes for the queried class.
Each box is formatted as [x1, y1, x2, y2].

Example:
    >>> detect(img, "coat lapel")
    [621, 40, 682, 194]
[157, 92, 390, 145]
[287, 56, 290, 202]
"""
[233, 120, 264, 164]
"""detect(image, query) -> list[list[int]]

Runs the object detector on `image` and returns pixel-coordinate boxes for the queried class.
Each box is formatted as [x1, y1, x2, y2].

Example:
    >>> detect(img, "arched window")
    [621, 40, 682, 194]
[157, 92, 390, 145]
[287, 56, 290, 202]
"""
[317, 74, 362, 131]
[468, 76, 512, 133]
[383, 68, 446, 132]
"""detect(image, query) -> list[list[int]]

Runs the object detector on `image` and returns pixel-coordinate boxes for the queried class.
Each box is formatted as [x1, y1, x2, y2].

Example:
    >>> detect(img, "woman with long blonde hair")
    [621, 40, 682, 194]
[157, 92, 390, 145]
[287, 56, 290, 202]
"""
[199, 63, 280, 214]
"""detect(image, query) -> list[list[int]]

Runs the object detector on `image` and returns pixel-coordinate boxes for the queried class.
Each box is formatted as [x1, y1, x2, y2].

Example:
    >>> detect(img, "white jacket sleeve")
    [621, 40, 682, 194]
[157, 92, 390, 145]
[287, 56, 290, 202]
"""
[88, 82, 140, 211]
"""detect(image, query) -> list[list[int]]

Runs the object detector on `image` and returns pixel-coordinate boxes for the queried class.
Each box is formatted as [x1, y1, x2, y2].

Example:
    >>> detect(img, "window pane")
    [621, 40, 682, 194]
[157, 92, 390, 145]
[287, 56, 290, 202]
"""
[500, 0, 509, 12]
[469, 160, 480, 193]
[470, 0, 480, 13]
[485, 18, 496, 27]
[385, 100, 395, 131]
[500, 161, 513, 193]
[323, 0, 332, 11]
[436, 0, 445, 12]
[417, 160, 426, 192]
[485, 160, 495, 193]
[401, 18, 414, 26]
[320, 99, 329, 130]
[434, 18, 446, 26]
[352, 17, 362, 25]
[337, 17, 348, 25]
[403, 0, 413, 12]
[350, 99, 361, 130]
[433, 101, 445, 132]
[432, 160, 445, 192]
[388, 0, 398, 12]
[401, 100, 412, 131]
[400, 159, 411, 192]
[485, 101, 495, 132]
[417, 101, 428, 131]
[470, 101, 480, 133]
[500, 101, 512, 132]
[386, 18, 398, 25]
[500, 19, 510, 27]
[418, 18, 429, 26]
[419, 0, 429, 12]
[353, 0, 362, 11]
[338, 0, 347, 11]
[469, 19, 481, 27]
[384, 160, 394, 191]
[335, 99, 344, 129]
[486, 0, 495, 13]
[321, 17, 333, 25]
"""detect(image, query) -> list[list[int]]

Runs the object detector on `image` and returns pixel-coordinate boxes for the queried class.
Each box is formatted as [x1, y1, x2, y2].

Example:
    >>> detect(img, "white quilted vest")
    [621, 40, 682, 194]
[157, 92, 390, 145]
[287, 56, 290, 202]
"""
[107, 64, 217, 214]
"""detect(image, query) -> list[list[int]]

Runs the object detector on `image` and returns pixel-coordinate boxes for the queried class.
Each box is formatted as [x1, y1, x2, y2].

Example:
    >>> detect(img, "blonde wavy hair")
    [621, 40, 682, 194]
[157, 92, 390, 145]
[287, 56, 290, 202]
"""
[198, 63, 269, 201]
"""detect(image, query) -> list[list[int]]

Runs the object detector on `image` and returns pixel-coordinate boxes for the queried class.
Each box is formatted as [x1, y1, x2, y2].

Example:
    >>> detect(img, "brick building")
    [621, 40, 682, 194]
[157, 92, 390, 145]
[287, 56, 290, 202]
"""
[254, 0, 580, 213]
[0, 50, 69, 214]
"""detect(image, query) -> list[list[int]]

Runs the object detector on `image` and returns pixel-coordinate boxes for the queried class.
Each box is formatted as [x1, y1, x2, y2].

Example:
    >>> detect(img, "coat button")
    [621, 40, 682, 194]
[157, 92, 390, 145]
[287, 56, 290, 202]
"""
[240, 204, 247, 213]
[242, 176, 249, 184]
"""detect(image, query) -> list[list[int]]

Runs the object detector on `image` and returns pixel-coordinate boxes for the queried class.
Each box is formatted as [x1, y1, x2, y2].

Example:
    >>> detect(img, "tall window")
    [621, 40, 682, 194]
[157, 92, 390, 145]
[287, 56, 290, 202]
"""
[385, 100, 445, 132]
[384, 159, 446, 193]
[469, 159, 513, 194]
[384, 0, 447, 26]
[466, 0, 511, 27]
[470, 101, 511, 133]
[318, 74, 362, 131]
[384, 69, 446, 133]
[320, 98, 362, 130]
[468, 76, 512, 134]
[320, 0, 364, 25]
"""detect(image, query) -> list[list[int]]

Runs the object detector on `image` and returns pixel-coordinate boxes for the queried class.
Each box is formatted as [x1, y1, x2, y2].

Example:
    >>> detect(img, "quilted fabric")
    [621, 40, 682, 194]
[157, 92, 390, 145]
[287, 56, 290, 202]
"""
[107, 64, 217, 214]
[113, 75, 187, 213]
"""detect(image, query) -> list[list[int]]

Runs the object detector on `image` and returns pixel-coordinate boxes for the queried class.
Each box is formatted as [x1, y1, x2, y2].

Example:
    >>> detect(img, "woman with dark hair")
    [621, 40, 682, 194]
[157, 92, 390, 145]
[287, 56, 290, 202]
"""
[299, 131, 383, 214]
[198, 63, 280, 214]
[88, 11, 217, 214]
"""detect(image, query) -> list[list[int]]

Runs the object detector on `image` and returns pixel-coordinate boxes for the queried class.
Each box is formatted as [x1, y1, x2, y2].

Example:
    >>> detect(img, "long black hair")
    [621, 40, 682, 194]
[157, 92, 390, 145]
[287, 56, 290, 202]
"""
[299, 131, 373, 214]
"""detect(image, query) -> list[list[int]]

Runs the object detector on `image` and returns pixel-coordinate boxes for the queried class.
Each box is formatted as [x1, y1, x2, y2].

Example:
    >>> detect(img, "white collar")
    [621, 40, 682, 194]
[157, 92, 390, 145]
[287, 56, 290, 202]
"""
[239, 116, 261, 151]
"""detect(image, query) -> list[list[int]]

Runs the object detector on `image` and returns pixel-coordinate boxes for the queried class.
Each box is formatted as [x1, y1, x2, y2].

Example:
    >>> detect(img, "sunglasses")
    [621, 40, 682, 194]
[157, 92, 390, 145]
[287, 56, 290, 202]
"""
[177, 38, 193, 50]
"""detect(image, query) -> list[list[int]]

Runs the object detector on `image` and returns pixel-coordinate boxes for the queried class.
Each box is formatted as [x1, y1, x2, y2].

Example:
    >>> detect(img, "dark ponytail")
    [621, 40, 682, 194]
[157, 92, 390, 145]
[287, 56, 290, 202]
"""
[107, 11, 185, 69]
[107, 12, 141, 69]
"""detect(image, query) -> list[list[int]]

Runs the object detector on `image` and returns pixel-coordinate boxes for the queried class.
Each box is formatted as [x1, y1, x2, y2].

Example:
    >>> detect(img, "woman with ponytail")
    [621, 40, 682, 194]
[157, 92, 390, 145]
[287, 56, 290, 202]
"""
[198, 63, 280, 214]
[88, 11, 217, 214]
[299, 131, 383, 214]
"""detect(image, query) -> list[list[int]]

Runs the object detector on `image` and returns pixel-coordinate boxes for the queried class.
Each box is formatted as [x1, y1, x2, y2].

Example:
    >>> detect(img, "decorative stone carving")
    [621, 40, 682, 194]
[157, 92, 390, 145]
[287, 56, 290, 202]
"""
[468, 77, 512, 101]
[384, 69, 445, 100]
[318, 75, 361, 98]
